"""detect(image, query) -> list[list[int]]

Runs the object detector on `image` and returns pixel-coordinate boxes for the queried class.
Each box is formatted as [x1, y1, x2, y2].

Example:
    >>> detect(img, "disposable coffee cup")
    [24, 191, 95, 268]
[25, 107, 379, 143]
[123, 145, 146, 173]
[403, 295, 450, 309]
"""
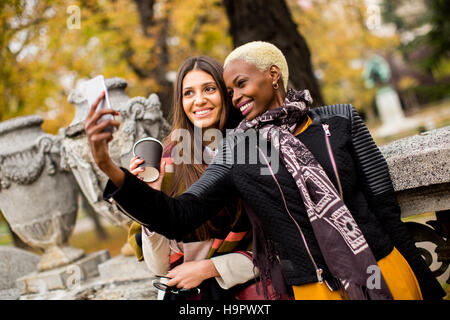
[132, 137, 163, 183]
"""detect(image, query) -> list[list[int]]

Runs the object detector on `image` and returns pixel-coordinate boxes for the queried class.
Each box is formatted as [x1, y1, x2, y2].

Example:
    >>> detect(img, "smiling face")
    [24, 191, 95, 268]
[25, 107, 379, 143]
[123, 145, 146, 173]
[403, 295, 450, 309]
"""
[223, 59, 282, 121]
[182, 69, 223, 130]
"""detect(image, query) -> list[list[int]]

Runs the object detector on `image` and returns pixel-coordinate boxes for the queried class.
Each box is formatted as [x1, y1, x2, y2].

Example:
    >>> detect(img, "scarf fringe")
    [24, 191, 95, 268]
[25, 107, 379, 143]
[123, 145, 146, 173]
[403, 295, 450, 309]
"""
[243, 201, 291, 300]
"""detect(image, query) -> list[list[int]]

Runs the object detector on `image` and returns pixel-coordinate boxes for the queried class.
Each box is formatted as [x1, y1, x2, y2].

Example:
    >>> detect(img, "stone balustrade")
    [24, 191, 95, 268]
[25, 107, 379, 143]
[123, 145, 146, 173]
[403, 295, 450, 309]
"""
[380, 126, 450, 218]
[380, 126, 449, 288]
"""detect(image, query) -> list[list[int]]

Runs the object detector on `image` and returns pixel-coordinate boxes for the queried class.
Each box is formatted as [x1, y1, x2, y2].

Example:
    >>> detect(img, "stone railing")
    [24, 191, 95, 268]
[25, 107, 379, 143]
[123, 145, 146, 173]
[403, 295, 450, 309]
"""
[380, 125, 450, 285]
[381, 126, 450, 218]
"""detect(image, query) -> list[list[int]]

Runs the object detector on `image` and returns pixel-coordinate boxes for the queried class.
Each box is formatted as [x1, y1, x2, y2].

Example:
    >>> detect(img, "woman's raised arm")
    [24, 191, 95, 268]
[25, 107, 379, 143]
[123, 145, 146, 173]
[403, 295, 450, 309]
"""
[103, 137, 237, 241]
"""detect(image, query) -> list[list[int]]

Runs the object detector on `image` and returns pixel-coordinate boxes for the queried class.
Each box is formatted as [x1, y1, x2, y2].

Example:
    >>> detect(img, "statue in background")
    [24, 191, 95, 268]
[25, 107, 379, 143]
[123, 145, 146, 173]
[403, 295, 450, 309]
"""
[363, 54, 410, 137]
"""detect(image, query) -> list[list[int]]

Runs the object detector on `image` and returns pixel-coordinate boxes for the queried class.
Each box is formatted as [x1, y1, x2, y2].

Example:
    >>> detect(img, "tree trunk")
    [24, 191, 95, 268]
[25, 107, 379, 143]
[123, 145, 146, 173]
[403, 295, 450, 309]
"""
[133, 0, 173, 116]
[222, 0, 324, 107]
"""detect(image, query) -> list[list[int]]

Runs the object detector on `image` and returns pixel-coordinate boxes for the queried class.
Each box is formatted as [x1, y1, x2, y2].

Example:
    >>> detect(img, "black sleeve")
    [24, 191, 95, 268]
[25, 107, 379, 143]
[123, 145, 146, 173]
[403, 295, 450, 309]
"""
[349, 104, 445, 300]
[103, 138, 237, 241]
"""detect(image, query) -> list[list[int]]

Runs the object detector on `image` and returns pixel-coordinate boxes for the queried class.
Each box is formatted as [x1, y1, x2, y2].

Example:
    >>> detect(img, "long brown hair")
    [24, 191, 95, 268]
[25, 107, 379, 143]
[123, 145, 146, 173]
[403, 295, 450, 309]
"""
[163, 56, 242, 240]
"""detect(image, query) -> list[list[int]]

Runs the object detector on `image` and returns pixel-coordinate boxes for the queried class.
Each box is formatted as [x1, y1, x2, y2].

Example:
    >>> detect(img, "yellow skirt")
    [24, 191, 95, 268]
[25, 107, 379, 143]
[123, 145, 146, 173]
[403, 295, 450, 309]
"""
[292, 247, 423, 300]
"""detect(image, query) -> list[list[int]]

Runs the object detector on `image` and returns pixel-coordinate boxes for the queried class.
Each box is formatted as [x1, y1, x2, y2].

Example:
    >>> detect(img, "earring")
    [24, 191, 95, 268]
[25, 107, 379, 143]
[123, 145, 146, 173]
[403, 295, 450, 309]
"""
[272, 82, 279, 90]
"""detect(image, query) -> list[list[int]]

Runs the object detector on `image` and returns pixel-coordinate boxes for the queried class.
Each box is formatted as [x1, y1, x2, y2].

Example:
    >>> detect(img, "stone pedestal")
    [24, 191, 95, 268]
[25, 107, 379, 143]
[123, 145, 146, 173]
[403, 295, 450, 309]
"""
[17, 250, 110, 295]
[375, 86, 419, 137]
[98, 254, 154, 281]
[18, 253, 158, 300]
[0, 246, 40, 300]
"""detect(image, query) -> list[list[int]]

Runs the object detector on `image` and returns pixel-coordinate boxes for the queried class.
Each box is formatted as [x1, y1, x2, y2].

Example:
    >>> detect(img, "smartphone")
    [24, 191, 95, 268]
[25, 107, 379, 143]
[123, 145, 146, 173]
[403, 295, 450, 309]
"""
[84, 75, 115, 132]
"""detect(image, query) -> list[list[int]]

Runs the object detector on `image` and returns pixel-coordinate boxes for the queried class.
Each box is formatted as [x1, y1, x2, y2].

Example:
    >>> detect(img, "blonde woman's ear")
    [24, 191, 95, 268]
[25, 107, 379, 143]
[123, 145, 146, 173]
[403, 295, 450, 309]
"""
[269, 65, 281, 84]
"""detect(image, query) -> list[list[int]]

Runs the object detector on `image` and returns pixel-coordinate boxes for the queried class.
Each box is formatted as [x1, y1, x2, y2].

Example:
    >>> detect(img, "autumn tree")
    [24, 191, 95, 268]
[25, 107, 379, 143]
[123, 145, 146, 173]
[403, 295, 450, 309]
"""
[0, 0, 60, 123]
[0, 0, 160, 132]
[2, 0, 423, 129]
[135, 0, 233, 115]
[0, 0, 234, 128]
[129, 0, 173, 116]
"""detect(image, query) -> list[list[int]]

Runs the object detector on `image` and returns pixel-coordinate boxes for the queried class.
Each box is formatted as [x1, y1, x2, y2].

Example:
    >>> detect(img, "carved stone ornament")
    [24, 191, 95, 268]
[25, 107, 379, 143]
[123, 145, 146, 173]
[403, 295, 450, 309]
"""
[0, 115, 83, 271]
[60, 77, 171, 227]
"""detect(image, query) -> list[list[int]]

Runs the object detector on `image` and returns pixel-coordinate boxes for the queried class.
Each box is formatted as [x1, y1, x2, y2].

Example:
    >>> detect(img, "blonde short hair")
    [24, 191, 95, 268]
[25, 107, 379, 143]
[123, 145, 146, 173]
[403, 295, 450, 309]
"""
[224, 41, 289, 91]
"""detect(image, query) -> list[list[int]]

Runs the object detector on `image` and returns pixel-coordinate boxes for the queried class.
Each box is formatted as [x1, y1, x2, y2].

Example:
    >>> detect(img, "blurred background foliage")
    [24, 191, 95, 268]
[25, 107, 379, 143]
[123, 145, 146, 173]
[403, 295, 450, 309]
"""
[288, 0, 399, 119]
[0, 0, 448, 133]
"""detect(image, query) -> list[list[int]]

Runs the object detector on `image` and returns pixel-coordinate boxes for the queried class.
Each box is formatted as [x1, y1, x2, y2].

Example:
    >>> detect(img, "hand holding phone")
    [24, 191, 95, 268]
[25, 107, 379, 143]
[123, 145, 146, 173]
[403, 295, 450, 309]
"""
[84, 75, 115, 132]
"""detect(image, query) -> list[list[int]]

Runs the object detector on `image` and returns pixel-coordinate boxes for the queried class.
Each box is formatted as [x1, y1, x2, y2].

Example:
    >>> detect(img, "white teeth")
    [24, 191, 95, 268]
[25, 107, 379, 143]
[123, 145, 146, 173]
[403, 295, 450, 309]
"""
[240, 102, 251, 112]
[195, 109, 211, 115]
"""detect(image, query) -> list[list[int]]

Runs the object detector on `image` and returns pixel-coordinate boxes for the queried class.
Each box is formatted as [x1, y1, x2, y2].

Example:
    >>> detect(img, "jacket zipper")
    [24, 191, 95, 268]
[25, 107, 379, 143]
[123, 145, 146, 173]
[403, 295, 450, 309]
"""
[257, 146, 323, 283]
[322, 123, 344, 199]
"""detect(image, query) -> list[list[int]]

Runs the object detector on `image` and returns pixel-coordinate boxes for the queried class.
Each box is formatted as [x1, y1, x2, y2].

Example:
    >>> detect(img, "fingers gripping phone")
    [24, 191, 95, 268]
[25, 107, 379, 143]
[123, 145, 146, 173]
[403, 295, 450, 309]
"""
[84, 75, 115, 133]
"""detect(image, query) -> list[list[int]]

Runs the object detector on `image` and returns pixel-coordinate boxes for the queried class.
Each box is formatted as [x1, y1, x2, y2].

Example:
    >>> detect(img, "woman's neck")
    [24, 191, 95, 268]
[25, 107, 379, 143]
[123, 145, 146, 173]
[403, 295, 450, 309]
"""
[267, 89, 286, 111]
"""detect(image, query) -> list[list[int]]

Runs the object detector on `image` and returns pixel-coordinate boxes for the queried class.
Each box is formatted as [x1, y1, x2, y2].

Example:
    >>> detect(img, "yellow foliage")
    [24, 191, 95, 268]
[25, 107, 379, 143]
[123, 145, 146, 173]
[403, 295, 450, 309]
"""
[168, 0, 232, 70]
[0, 0, 233, 134]
[0, 0, 157, 133]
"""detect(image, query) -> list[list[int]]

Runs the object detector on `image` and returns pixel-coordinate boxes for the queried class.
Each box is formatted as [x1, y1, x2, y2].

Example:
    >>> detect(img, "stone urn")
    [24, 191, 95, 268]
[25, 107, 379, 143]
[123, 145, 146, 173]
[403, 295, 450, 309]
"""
[0, 115, 83, 271]
[60, 77, 171, 228]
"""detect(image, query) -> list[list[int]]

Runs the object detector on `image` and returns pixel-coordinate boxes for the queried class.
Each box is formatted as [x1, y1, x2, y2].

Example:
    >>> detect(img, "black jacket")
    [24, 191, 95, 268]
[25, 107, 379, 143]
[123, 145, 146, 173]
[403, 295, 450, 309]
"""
[104, 104, 445, 300]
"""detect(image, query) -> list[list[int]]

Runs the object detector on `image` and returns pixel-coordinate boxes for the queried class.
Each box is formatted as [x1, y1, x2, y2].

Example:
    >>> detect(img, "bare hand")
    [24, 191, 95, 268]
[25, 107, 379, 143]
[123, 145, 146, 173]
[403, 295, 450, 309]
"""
[129, 156, 166, 190]
[84, 91, 120, 168]
[84, 91, 125, 187]
[166, 260, 219, 290]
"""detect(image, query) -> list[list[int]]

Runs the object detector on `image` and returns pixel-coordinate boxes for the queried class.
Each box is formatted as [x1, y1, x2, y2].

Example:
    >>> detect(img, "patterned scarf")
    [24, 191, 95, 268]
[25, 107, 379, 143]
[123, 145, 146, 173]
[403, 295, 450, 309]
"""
[233, 88, 393, 300]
